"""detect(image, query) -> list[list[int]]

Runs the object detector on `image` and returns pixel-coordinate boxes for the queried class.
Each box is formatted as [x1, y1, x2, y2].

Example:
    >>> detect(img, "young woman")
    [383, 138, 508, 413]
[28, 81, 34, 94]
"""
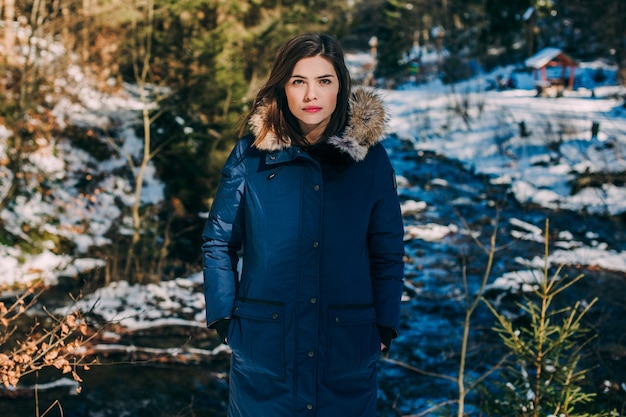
[202, 33, 405, 417]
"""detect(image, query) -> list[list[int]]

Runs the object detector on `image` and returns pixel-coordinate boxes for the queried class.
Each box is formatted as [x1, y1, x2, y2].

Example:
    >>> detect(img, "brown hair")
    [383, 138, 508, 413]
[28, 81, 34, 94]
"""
[244, 34, 351, 148]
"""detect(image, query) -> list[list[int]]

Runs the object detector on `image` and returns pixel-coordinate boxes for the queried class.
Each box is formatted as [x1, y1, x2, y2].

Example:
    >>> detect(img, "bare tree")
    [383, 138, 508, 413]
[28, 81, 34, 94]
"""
[119, 0, 170, 282]
[2, 0, 17, 64]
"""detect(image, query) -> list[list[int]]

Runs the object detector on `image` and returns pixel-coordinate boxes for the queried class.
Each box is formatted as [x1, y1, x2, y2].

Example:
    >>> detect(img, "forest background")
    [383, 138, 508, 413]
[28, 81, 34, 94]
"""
[0, 0, 624, 283]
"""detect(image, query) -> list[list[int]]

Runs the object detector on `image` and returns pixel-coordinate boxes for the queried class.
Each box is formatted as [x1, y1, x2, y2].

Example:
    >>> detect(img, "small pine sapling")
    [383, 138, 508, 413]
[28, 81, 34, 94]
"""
[481, 220, 603, 417]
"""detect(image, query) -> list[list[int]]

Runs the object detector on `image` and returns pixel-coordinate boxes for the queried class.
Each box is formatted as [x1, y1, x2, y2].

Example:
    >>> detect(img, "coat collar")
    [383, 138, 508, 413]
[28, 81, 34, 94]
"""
[249, 86, 388, 162]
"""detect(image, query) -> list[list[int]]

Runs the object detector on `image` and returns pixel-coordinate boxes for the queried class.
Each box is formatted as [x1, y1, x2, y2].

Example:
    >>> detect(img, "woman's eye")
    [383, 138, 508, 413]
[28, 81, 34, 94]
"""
[320, 79, 331, 85]
[292, 79, 304, 85]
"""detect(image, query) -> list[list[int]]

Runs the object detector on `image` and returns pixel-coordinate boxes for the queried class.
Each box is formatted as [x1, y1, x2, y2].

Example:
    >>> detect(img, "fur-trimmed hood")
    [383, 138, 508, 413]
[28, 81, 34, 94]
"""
[249, 85, 388, 162]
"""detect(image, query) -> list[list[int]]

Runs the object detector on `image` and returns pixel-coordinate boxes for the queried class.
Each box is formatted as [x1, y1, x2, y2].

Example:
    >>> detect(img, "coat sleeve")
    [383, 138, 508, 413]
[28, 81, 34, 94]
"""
[367, 144, 405, 335]
[201, 139, 248, 328]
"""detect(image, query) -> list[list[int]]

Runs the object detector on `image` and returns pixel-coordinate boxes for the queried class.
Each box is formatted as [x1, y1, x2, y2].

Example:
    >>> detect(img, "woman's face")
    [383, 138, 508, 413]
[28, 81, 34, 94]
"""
[285, 55, 339, 144]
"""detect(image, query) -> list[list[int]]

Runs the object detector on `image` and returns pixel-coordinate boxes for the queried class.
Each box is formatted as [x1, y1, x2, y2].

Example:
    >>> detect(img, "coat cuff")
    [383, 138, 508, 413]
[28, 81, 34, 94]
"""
[210, 318, 231, 344]
[377, 325, 398, 352]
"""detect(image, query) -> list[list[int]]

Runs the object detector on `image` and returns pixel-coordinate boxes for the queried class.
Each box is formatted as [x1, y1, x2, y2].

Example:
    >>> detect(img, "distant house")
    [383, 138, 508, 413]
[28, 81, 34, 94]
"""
[525, 47, 578, 95]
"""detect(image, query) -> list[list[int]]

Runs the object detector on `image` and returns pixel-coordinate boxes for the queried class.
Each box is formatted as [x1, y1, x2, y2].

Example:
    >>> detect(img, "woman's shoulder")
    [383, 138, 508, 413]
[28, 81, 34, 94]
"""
[233, 133, 255, 151]
[228, 134, 262, 159]
[363, 140, 392, 164]
[220, 134, 259, 173]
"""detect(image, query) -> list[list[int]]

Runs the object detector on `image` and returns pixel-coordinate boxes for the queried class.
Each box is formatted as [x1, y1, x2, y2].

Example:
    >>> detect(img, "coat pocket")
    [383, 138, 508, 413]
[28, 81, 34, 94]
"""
[228, 298, 286, 379]
[325, 305, 380, 384]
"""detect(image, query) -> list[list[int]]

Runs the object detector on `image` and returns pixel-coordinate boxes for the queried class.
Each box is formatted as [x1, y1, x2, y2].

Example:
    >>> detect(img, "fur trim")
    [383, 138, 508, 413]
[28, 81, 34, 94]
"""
[248, 105, 291, 152]
[328, 86, 388, 161]
[249, 86, 387, 161]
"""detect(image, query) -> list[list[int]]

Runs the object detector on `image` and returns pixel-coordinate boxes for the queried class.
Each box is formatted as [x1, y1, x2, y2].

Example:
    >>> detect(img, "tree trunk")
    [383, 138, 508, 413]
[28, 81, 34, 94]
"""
[124, 0, 157, 282]
[3, 0, 16, 64]
[81, 0, 91, 62]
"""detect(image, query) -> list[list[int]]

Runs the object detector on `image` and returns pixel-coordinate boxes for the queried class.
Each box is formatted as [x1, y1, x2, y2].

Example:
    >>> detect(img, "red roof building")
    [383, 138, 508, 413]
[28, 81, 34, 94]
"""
[525, 47, 578, 91]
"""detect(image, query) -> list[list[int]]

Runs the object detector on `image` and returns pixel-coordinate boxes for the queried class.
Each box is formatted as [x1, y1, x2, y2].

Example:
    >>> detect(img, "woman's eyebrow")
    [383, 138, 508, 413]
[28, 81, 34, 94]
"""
[290, 74, 336, 79]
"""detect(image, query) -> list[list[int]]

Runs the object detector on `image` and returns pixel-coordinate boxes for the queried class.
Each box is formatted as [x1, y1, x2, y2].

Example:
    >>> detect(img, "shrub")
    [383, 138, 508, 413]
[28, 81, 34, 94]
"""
[0, 283, 95, 393]
[481, 221, 605, 417]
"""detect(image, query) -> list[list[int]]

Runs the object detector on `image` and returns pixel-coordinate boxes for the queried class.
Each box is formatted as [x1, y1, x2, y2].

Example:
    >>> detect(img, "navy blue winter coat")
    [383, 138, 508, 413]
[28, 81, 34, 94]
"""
[202, 86, 405, 417]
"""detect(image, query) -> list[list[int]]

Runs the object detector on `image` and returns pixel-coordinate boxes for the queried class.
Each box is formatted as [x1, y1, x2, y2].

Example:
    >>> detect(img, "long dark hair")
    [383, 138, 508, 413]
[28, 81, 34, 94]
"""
[245, 34, 351, 148]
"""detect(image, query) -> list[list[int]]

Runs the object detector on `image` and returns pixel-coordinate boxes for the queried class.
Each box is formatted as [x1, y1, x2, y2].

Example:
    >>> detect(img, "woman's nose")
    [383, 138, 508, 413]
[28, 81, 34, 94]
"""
[304, 85, 317, 101]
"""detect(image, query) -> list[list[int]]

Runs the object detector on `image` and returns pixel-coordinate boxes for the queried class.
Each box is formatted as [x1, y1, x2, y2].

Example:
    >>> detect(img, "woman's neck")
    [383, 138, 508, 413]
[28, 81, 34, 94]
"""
[300, 122, 327, 145]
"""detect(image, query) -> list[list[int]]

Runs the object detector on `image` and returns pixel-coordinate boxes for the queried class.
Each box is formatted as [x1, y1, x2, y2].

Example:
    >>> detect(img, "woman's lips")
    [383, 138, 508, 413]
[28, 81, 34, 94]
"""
[303, 106, 322, 113]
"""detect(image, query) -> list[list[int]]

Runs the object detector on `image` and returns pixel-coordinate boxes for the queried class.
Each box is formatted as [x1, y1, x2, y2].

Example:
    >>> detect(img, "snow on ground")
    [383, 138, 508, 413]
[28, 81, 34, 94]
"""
[385, 60, 626, 296]
[386, 71, 626, 217]
[1, 53, 625, 329]
[55, 273, 206, 331]
[1, 51, 164, 287]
